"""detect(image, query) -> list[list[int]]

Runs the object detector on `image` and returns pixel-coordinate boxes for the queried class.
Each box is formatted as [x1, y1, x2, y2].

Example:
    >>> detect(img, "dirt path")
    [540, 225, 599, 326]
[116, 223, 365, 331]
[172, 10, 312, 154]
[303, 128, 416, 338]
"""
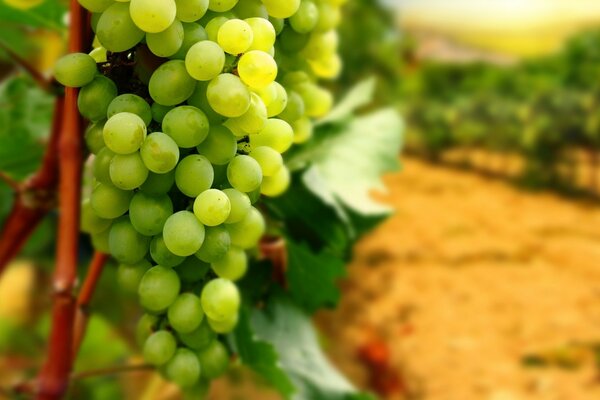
[317, 157, 600, 400]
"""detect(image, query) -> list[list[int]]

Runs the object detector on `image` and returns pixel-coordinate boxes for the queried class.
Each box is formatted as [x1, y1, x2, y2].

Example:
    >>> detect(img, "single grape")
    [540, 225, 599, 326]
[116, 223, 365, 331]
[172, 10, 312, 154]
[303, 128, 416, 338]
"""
[178, 320, 215, 350]
[185, 41, 225, 81]
[109, 217, 151, 264]
[295, 82, 333, 117]
[238, 50, 278, 89]
[140, 170, 176, 195]
[143, 330, 177, 366]
[211, 246, 247, 281]
[96, 3, 144, 52]
[139, 265, 181, 312]
[301, 29, 338, 60]
[195, 225, 230, 263]
[107, 94, 152, 126]
[164, 348, 201, 388]
[129, 0, 176, 33]
[231, 92, 267, 134]
[54, 53, 97, 88]
[136, 313, 160, 346]
[262, 0, 300, 19]
[261, 164, 290, 196]
[162, 106, 209, 148]
[278, 90, 305, 122]
[84, 121, 106, 155]
[174, 256, 210, 283]
[314, 1, 341, 32]
[223, 188, 251, 224]
[103, 112, 147, 155]
[149, 60, 197, 106]
[289, 0, 319, 33]
[208, 0, 238, 12]
[146, 20, 184, 58]
[129, 192, 173, 236]
[163, 211, 206, 256]
[91, 183, 133, 219]
[109, 153, 149, 190]
[175, 155, 214, 197]
[92, 147, 114, 184]
[291, 116, 313, 143]
[200, 278, 240, 321]
[249, 118, 294, 153]
[140, 132, 180, 174]
[245, 17, 275, 51]
[196, 340, 229, 379]
[168, 293, 204, 333]
[249, 146, 283, 176]
[278, 26, 309, 53]
[176, 0, 209, 22]
[78, 76, 117, 122]
[89, 46, 107, 63]
[217, 19, 253, 55]
[227, 155, 263, 193]
[195, 125, 237, 165]
[172, 22, 209, 60]
[207, 312, 238, 334]
[150, 235, 185, 268]
[226, 207, 265, 249]
[234, 0, 267, 19]
[207, 73, 251, 118]
[117, 259, 152, 293]
[81, 199, 112, 234]
[193, 189, 231, 226]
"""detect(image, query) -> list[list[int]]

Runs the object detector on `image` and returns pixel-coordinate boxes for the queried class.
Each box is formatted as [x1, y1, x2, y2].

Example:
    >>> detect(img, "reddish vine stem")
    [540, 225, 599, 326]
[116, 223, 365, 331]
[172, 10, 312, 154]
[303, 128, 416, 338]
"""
[72, 252, 109, 357]
[36, 0, 88, 397]
[0, 40, 54, 92]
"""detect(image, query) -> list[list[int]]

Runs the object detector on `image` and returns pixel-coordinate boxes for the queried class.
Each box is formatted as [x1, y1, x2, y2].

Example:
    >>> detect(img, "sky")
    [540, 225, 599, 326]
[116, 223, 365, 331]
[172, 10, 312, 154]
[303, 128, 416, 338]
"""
[392, 0, 600, 56]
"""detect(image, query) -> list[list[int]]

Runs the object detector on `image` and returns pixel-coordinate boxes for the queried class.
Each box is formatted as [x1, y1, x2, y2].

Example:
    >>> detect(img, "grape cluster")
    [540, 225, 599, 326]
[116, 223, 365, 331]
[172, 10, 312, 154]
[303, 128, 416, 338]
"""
[55, 0, 345, 394]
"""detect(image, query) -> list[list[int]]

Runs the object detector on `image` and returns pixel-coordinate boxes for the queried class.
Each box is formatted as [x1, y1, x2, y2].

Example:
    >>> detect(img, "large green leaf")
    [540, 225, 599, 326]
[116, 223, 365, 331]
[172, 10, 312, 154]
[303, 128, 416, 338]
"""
[286, 239, 345, 313]
[288, 108, 403, 215]
[318, 77, 376, 126]
[251, 296, 370, 400]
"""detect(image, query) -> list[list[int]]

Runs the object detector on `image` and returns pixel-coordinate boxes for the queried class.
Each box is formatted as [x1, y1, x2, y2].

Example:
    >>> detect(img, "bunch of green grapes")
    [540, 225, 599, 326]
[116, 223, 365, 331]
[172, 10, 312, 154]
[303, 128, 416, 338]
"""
[54, 0, 345, 395]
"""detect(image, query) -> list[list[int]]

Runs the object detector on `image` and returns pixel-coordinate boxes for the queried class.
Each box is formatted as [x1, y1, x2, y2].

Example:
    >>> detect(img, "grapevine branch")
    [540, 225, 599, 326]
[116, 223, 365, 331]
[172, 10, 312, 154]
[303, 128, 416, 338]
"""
[0, 40, 54, 92]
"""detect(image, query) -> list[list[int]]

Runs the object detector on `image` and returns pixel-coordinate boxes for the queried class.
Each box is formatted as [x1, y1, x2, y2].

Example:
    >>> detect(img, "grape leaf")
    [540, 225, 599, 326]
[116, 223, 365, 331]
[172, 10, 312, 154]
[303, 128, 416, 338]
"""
[286, 239, 345, 313]
[232, 308, 296, 398]
[251, 295, 370, 400]
[318, 77, 376, 126]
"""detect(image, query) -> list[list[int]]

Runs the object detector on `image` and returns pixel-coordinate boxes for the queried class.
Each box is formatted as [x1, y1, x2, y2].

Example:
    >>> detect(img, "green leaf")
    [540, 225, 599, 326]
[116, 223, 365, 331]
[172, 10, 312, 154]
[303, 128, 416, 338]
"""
[318, 77, 377, 126]
[288, 108, 403, 215]
[286, 239, 345, 312]
[232, 308, 296, 398]
[251, 296, 369, 400]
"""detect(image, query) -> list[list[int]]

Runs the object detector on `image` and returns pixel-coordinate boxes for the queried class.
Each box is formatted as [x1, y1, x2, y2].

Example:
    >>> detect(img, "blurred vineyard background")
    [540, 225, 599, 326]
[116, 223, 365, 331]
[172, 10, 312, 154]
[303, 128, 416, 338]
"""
[5, 0, 600, 399]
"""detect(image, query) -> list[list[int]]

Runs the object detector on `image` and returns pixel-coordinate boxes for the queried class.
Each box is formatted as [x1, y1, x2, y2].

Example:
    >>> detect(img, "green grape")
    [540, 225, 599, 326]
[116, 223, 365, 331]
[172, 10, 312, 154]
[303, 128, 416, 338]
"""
[117, 259, 152, 293]
[151, 103, 173, 123]
[140, 170, 176, 195]
[269, 16, 284, 34]
[185, 40, 225, 81]
[176, 0, 209, 22]
[164, 348, 201, 388]
[54, 53, 97, 88]
[178, 320, 215, 350]
[261, 164, 290, 196]
[163, 211, 206, 256]
[109, 217, 151, 264]
[211, 246, 247, 281]
[201, 278, 240, 321]
[103, 112, 147, 155]
[260, 82, 288, 117]
[129, 0, 176, 33]
[207, 73, 251, 118]
[143, 330, 177, 366]
[227, 155, 263, 193]
[233, 0, 267, 19]
[149, 60, 197, 106]
[281, 70, 310, 88]
[223, 188, 251, 223]
[147, 20, 184, 58]
[295, 82, 333, 117]
[231, 93, 267, 134]
[89, 46, 107, 63]
[150, 235, 185, 267]
[136, 313, 160, 346]
[172, 23, 208, 60]
[309, 53, 342, 79]
[81, 199, 112, 234]
[109, 153, 149, 190]
[85, 121, 106, 155]
[187, 81, 224, 124]
[78, 0, 112, 12]
[262, 0, 300, 18]
[278, 26, 309, 53]
[168, 293, 204, 333]
[205, 16, 229, 42]
[162, 106, 209, 148]
[129, 192, 173, 236]
[238, 50, 277, 89]
[208, 0, 238, 12]
[78, 75, 117, 122]
[195, 125, 236, 165]
[290, 0, 318, 33]
[91, 226, 111, 253]
[207, 312, 237, 334]
[139, 265, 181, 312]
[302, 29, 338, 60]
[314, 1, 340, 32]
[175, 155, 214, 197]
[91, 183, 133, 219]
[174, 257, 210, 283]
[249, 118, 293, 153]
[96, 3, 145, 52]
[291, 117, 313, 143]
[226, 207, 265, 249]
[195, 225, 230, 263]
[107, 94, 152, 126]
[278, 90, 305, 122]
[249, 146, 283, 176]
[193, 189, 231, 226]
[217, 19, 253, 55]
[196, 340, 229, 379]
[140, 132, 180, 174]
[245, 17, 275, 51]
[92, 146, 113, 183]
